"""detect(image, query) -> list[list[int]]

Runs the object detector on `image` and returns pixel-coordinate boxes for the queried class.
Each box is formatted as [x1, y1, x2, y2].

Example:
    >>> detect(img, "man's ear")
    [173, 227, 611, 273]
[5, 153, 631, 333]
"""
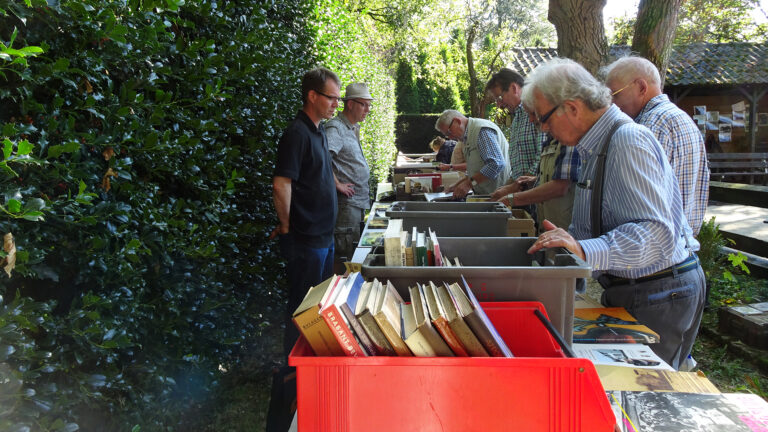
[636, 79, 649, 96]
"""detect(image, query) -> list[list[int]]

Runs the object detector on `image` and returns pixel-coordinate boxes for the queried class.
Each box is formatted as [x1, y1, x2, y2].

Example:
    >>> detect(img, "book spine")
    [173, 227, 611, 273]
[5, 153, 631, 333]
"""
[340, 304, 376, 356]
[373, 312, 413, 356]
[432, 317, 469, 356]
[464, 312, 506, 357]
[321, 306, 367, 357]
[358, 312, 397, 356]
[292, 305, 346, 356]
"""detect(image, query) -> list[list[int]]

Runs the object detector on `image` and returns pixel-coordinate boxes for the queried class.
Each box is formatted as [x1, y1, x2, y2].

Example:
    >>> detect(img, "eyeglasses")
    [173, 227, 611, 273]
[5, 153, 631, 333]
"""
[349, 99, 372, 110]
[611, 80, 635, 98]
[315, 90, 342, 102]
[537, 104, 560, 126]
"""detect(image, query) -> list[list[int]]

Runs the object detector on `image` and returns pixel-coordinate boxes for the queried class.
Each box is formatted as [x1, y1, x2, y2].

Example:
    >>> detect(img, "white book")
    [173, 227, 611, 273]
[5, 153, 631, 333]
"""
[573, 343, 674, 371]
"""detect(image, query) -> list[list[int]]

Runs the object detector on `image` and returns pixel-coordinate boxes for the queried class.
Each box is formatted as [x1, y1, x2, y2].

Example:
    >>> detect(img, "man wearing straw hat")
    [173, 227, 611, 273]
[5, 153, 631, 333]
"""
[325, 82, 374, 265]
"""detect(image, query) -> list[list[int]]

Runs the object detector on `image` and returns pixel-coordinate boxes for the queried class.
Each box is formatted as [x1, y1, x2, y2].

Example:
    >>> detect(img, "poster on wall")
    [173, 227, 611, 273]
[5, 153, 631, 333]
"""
[731, 101, 746, 112]
[706, 122, 719, 131]
[759, 113, 768, 127]
[693, 114, 707, 125]
[694, 106, 707, 116]
[720, 114, 732, 125]
[732, 111, 745, 128]
[707, 111, 720, 123]
[719, 123, 732, 142]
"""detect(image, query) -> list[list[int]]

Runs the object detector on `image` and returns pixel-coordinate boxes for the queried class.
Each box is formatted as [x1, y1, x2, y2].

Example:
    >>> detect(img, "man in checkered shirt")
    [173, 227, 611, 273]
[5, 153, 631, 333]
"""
[604, 56, 710, 236]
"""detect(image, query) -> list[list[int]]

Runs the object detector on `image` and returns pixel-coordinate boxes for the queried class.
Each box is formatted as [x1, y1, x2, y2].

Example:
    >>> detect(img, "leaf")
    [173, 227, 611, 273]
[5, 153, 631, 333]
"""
[102, 168, 118, 192]
[3, 233, 16, 277]
[103, 147, 115, 161]
[16, 140, 33, 156]
[23, 198, 45, 211]
[8, 199, 21, 213]
[2, 139, 12, 160]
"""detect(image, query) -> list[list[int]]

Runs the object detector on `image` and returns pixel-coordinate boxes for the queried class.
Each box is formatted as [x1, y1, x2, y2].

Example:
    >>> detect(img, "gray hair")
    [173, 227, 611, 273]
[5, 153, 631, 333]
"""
[435, 109, 464, 132]
[521, 58, 611, 112]
[602, 56, 661, 90]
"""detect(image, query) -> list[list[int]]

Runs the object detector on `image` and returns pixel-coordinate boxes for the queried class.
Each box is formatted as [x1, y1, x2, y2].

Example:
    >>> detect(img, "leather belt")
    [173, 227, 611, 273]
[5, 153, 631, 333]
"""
[599, 255, 699, 287]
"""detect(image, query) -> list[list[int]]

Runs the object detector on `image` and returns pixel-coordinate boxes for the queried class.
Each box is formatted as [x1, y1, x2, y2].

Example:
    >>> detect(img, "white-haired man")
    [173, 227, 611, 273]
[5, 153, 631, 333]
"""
[604, 56, 709, 235]
[525, 58, 705, 370]
[434, 110, 510, 198]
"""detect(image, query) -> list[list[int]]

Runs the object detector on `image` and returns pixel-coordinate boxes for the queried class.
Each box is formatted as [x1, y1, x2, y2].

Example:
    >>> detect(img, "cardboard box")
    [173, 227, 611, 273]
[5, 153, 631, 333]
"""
[507, 209, 535, 237]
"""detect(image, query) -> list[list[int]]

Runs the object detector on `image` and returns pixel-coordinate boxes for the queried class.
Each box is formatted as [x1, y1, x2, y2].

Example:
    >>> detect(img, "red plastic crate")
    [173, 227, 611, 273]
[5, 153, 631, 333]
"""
[289, 302, 615, 432]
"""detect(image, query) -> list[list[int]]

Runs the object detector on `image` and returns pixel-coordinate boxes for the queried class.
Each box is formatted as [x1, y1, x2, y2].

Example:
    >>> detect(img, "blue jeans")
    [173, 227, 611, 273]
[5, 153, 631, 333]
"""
[279, 233, 334, 356]
[600, 264, 706, 370]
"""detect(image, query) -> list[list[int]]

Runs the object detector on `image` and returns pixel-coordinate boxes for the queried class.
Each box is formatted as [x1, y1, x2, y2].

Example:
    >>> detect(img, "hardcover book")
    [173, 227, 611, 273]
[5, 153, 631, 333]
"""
[291, 275, 346, 356]
[573, 307, 660, 344]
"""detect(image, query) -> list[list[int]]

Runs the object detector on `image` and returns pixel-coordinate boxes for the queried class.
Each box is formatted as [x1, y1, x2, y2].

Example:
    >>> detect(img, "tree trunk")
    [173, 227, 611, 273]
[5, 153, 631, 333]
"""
[631, 0, 683, 87]
[466, 24, 480, 117]
[548, 0, 608, 75]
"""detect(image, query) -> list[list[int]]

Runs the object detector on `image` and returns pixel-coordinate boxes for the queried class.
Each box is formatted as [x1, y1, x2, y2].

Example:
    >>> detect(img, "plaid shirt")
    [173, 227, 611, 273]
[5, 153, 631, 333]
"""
[549, 137, 580, 182]
[635, 95, 710, 235]
[508, 104, 544, 179]
[461, 127, 505, 181]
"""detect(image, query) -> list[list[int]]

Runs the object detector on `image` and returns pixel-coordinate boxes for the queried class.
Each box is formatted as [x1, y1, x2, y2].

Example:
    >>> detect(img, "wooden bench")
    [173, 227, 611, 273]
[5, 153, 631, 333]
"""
[708, 152, 768, 184]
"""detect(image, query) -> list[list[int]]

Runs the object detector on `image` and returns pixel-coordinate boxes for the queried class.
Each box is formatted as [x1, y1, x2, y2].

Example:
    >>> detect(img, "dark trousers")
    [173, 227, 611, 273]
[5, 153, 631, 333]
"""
[279, 233, 334, 356]
[600, 265, 706, 370]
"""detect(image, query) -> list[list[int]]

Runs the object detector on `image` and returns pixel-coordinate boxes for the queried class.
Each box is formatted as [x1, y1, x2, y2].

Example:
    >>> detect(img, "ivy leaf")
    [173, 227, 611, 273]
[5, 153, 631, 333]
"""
[8, 199, 21, 213]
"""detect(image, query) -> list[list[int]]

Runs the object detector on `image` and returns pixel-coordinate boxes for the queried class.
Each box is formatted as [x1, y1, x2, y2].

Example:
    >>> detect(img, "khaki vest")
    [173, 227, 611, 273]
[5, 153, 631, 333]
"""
[537, 139, 576, 232]
[464, 118, 511, 195]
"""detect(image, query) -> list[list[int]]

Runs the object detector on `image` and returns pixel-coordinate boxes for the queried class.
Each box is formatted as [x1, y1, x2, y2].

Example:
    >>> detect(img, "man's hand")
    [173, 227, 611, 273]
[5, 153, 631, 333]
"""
[439, 163, 451, 171]
[490, 183, 518, 201]
[448, 178, 472, 199]
[527, 219, 585, 260]
[269, 224, 289, 240]
[336, 182, 355, 197]
[516, 175, 537, 188]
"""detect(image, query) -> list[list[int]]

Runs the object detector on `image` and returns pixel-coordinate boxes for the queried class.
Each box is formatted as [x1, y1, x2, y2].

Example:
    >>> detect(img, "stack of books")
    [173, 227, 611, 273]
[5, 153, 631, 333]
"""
[292, 274, 512, 358]
[383, 220, 461, 267]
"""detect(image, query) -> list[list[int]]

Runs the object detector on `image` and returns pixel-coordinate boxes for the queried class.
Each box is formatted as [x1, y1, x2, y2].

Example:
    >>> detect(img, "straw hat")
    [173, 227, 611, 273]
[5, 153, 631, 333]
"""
[343, 82, 373, 100]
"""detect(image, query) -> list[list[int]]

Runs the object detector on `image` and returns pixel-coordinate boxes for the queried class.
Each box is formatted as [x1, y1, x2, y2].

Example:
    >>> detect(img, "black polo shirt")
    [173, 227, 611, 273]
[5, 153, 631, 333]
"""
[274, 110, 337, 248]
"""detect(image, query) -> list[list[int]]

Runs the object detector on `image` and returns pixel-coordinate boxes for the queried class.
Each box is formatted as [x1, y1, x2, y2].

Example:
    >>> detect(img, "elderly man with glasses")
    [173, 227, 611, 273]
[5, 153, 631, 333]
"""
[525, 58, 705, 371]
[271, 67, 341, 355]
[604, 56, 709, 235]
[434, 109, 510, 198]
[325, 82, 374, 266]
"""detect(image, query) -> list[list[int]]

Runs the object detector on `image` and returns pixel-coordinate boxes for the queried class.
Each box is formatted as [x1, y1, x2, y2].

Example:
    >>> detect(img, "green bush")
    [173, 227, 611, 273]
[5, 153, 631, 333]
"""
[0, 0, 317, 429]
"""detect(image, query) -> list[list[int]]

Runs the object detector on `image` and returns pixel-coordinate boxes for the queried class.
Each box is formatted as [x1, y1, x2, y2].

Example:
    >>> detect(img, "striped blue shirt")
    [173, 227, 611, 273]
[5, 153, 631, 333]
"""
[570, 105, 698, 279]
[635, 94, 710, 235]
[462, 127, 505, 181]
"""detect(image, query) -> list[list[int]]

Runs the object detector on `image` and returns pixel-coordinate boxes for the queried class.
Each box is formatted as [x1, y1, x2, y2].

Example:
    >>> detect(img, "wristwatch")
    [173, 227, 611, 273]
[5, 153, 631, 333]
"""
[506, 193, 515, 206]
[470, 178, 478, 188]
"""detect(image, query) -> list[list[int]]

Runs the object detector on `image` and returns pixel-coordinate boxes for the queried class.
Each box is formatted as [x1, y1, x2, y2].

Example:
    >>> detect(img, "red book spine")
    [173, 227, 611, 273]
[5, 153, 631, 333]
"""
[320, 305, 367, 357]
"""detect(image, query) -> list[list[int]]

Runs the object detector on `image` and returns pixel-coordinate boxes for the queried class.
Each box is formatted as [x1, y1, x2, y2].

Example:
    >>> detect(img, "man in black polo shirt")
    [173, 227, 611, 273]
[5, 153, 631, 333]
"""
[272, 67, 341, 354]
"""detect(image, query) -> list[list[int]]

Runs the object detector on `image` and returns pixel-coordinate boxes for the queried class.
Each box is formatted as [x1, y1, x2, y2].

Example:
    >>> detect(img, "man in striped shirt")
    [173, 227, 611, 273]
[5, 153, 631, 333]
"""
[604, 56, 709, 235]
[524, 59, 705, 370]
[435, 110, 510, 198]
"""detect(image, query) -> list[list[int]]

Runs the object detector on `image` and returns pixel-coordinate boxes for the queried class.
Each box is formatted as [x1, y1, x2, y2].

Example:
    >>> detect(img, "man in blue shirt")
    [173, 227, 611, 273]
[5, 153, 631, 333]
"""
[524, 59, 705, 370]
[604, 56, 709, 235]
[272, 67, 340, 354]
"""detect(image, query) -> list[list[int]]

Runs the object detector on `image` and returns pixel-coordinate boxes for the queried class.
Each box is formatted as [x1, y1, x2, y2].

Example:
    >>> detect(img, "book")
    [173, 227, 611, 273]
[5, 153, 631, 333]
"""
[608, 391, 768, 432]
[318, 273, 368, 357]
[436, 282, 488, 356]
[384, 219, 404, 266]
[428, 228, 442, 267]
[572, 343, 673, 370]
[448, 277, 513, 357]
[370, 280, 412, 356]
[403, 231, 414, 266]
[573, 307, 660, 344]
[595, 366, 719, 393]
[401, 285, 453, 357]
[359, 231, 384, 247]
[356, 279, 397, 356]
[422, 282, 468, 356]
[291, 275, 346, 356]
[337, 274, 376, 356]
[415, 232, 427, 266]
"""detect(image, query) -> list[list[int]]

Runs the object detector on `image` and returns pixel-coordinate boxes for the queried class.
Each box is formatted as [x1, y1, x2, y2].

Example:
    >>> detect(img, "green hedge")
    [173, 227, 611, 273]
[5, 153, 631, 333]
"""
[395, 114, 442, 154]
[0, 0, 393, 429]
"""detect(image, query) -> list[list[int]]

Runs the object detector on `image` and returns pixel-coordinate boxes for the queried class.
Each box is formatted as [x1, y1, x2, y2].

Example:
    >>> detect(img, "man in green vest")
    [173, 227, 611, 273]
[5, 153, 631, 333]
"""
[435, 109, 510, 198]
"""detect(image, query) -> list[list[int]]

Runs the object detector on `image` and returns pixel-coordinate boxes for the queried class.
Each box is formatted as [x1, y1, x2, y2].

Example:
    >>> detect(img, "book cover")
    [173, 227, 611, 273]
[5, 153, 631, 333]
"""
[437, 282, 488, 356]
[359, 231, 384, 247]
[372, 280, 412, 356]
[450, 277, 513, 357]
[356, 279, 396, 356]
[428, 229, 442, 267]
[608, 391, 768, 432]
[408, 285, 454, 357]
[319, 273, 368, 357]
[291, 275, 346, 356]
[384, 219, 404, 266]
[573, 343, 673, 370]
[422, 282, 468, 356]
[573, 307, 660, 344]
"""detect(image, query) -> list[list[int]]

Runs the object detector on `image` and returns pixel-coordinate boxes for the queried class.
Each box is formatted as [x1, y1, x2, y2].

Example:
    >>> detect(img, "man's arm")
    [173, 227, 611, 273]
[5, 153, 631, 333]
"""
[271, 176, 292, 239]
[500, 179, 570, 207]
[333, 172, 355, 197]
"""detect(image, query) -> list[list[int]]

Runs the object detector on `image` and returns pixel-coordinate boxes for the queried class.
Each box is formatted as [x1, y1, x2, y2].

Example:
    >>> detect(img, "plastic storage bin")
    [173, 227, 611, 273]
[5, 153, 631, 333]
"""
[385, 201, 512, 236]
[289, 302, 615, 432]
[361, 237, 592, 343]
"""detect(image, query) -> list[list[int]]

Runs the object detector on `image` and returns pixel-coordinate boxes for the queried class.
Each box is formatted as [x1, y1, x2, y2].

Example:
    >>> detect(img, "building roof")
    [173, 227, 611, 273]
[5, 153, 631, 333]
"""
[509, 43, 768, 86]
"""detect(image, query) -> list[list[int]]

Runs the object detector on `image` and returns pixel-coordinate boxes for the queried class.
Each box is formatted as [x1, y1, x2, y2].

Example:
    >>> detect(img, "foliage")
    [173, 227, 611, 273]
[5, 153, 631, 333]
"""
[312, 0, 398, 188]
[609, 0, 768, 44]
[0, 0, 321, 429]
[697, 217, 729, 279]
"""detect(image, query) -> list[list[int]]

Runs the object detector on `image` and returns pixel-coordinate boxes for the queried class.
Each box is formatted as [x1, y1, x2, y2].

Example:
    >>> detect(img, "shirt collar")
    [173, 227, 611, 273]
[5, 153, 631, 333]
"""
[576, 104, 623, 158]
[635, 94, 669, 120]
[337, 112, 357, 130]
[297, 110, 321, 133]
